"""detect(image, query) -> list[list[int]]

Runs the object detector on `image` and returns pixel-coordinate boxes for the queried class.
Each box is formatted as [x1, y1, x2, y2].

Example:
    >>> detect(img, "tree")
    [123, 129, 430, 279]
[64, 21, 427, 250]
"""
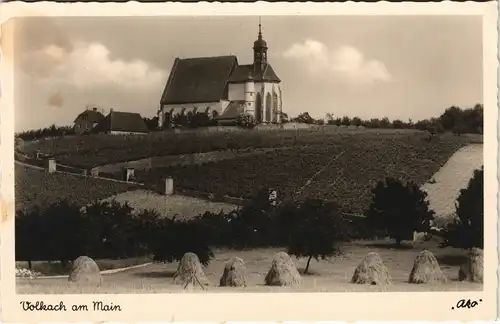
[392, 119, 404, 129]
[366, 177, 434, 246]
[442, 168, 483, 249]
[151, 217, 214, 266]
[143, 116, 159, 131]
[351, 116, 362, 127]
[285, 199, 349, 274]
[293, 112, 315, 124]
[236, 113, 257, 129]
[341, 116, 351, 126]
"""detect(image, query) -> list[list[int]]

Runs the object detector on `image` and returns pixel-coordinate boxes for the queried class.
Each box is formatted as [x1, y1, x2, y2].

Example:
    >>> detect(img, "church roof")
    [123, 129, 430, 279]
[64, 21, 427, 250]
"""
[160, 55, 238, 105]
[228, 64, 281, 83]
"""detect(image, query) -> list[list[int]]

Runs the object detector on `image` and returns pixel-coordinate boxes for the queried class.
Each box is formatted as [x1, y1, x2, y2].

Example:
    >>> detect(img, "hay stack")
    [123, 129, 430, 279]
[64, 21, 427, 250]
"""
[219, 257, 247, 287]
[173, 252, 209, 288]
[458, 248, 483, 283]
[68, 256, 103, 285]
[351, 252, 391, 285]
[264, 252, 301, 286]
[408, 250, 447, 284]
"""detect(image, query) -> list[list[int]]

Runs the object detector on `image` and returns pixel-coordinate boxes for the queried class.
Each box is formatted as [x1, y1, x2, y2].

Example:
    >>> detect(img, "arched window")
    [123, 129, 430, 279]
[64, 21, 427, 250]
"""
[205, 107, 211, 115]
[272, 91, 279, 123]
[265, 92, 272, 122]
[180, 108, 186, 116]
[212, 110, 219, 119]
[255, 92, 262, 122]
[187, 111, 193, 121]
[193, 107, 198, 114]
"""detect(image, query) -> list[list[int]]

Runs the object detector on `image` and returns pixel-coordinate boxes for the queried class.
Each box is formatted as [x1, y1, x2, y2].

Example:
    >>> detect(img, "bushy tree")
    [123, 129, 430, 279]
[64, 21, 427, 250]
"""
[366, 177, 434, 245]
[84, 200, 140, 259]
[442, 168, 483, 249]
[236, 113, 257, 129]
[151, 217, 214, 266]
[226, 187, 279, 248]
[341, 116, 351, 126]
[351, 116, 362, 127]
[285, 199, 349, 274]
[16, 201, 88, 267]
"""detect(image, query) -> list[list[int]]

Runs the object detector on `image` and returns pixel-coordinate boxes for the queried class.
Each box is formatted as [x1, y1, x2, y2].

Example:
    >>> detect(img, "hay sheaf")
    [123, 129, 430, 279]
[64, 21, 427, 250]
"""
[68, 256, 103, 285]
[351, 252, 391, 285]
[219, 257, 247, 287]
[264, 252, 301, 286]
[173, 252, 210, 288]
[458, 248, 483, 283]
[409, 250, 447, 284]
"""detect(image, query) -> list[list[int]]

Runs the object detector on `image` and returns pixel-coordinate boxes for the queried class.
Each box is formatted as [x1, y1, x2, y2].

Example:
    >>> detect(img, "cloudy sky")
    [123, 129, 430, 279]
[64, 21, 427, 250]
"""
[14, 15, 482, 132]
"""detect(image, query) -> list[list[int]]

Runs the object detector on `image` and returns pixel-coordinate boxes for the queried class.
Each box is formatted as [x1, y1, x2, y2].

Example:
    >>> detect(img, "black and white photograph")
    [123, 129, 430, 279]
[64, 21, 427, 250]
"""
[1, 2, 497, 322]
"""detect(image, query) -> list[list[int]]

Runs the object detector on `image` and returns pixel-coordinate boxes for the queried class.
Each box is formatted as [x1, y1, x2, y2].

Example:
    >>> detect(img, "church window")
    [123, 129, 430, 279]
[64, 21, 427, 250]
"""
[272, 91, 279, 123]
[212, 110, 219, 119]
[265, 92, 272, 122]
[193, 107, 198, 114]
[205, 107, 211, 114]
[180, 108, 186, 116]
[255, 93, 263, 122]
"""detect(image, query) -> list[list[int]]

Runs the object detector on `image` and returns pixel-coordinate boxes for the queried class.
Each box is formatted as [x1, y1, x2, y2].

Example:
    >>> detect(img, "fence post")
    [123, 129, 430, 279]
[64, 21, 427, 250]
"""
[125, 168, 135, 182]
[91, 167, 100, 177]
[47, 159, 56, 173]
[165, 177, 174, 196]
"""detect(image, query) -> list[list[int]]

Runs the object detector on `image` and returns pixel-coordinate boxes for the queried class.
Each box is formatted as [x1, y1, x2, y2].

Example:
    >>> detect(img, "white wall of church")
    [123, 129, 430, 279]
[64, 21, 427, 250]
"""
[228, 84, 245, 101]
[159, 101, 227, 127]
[254, 82, 282, 123]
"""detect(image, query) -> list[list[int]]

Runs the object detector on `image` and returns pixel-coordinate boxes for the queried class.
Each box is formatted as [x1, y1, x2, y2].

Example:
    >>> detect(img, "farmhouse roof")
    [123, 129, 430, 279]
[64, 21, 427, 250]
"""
[215, 101, 245, 120]
[73, 108, 105, 124]
[228, 64, 281, 83]
[160, 55, 238, 105]
[94, 111, 149, 134]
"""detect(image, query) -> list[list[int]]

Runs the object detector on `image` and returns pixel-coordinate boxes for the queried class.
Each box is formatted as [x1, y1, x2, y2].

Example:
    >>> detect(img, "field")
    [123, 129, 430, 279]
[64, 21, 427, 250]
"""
[133, 133, 470, 215]
[17, 238, 482, 293]
[15, 164, 139, 213]
[21, 128, 426, 169]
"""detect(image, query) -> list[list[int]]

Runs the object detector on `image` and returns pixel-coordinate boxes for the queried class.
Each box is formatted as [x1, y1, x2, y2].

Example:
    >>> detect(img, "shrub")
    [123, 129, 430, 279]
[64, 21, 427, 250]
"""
[151, 217, 214, 266]
[227, 188, 279, 248]
[236, 113, 257, 129]
[366, 177, 434, 245]
[83, 200, 143, 259]
[16, 201, 88, 267]
[442, 168, 483, 249]
[285, 199, 349, 274]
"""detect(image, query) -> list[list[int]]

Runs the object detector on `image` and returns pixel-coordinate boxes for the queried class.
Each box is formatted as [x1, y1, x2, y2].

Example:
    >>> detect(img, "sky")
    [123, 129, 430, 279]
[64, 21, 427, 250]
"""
[14, 15, 482, 132]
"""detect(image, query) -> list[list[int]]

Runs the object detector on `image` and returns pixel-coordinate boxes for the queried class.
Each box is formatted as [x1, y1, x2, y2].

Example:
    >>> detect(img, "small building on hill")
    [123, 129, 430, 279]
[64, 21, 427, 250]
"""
[158, 21, 283, 128]
[73, 108, 105, 135]
[93, 110, 149, 135]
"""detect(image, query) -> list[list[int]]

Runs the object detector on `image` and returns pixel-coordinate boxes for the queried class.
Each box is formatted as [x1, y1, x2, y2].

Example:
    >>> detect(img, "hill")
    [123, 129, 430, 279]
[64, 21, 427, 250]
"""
[20, 128, 423, 169]
[132, 133, 471, 215]
[15, 164, 139, 213]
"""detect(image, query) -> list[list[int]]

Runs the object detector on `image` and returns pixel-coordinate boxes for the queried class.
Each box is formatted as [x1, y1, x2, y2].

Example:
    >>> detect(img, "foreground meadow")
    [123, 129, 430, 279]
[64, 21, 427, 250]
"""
[17, 239, 481, 294]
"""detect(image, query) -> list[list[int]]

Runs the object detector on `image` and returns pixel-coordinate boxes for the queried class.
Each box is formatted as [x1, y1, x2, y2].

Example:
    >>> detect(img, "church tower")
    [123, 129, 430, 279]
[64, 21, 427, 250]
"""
[253, 18, 268, 73]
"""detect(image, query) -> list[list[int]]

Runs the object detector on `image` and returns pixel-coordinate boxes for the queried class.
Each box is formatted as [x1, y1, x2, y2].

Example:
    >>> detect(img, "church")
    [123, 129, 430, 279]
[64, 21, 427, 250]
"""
[158, 22, 283, 127]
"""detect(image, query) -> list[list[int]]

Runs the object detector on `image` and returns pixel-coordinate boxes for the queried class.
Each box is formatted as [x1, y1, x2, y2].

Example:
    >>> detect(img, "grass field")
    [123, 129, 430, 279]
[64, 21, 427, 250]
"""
[21, 128, 427, 169]
[16, 256, 153, 276]
[15, 164, 139, 213]
[133, 133, 470, 215]
[16, 238, 482, 294]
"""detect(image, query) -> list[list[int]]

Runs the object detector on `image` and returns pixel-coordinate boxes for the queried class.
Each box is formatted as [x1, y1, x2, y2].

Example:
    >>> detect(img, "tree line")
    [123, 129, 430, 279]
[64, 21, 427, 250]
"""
[16, 104, 483, 141]
[293, 104, 484, 135]
[16, 168, 483, 274]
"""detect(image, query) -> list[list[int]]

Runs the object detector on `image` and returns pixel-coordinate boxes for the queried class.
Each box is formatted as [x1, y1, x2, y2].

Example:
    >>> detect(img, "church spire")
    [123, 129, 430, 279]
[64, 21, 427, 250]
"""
[253, 16, 268, 72]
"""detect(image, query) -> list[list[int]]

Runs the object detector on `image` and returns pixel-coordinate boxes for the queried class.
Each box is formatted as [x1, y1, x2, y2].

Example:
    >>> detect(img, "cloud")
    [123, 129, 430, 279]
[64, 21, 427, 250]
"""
[21, 41, 167, 90]
[283, 40, 392, 85]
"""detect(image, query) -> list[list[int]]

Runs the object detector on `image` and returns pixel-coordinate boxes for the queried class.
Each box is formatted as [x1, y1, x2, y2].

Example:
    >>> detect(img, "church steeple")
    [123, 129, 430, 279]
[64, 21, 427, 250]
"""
[253, 17, 268, 72]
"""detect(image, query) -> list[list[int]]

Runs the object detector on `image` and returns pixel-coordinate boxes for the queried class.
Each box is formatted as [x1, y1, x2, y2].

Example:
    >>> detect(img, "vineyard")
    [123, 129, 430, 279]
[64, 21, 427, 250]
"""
[15, 164, 139, 213]
[21, 128, 422, 169]
[134, 134, 468, 215]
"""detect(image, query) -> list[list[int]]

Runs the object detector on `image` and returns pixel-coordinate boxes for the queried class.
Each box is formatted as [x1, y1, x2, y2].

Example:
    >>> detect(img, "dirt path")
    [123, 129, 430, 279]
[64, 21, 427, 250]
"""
[422, 144, 483, 222]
